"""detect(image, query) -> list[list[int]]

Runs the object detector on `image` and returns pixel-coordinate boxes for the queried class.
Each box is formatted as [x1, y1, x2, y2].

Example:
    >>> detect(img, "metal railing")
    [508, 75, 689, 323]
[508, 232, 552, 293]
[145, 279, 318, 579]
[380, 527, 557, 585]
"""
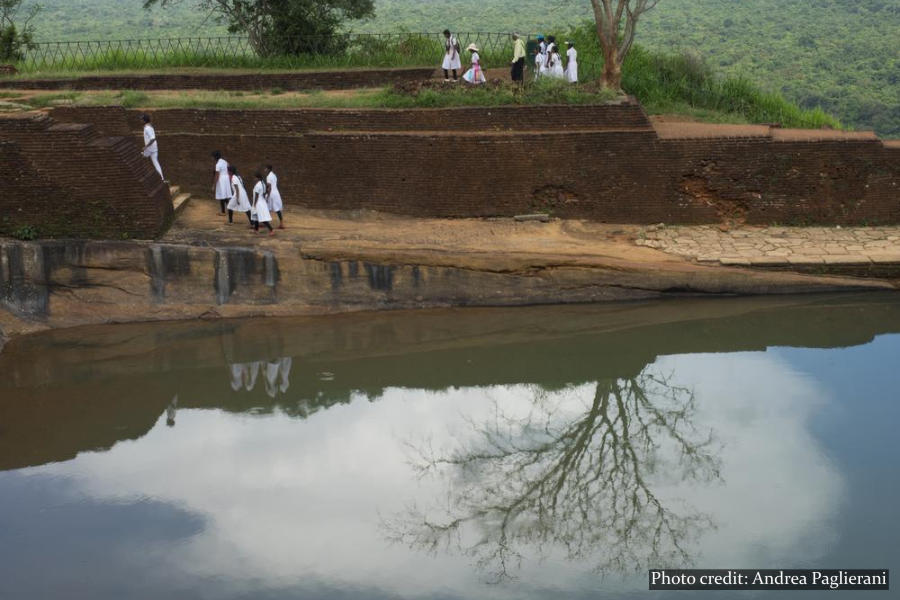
[20, 33, 535, 72]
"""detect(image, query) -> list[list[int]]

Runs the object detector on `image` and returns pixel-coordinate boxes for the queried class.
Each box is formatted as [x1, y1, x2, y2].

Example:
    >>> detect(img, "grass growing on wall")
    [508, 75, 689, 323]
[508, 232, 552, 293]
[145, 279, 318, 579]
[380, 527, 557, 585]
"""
[13, 80, 621, 110]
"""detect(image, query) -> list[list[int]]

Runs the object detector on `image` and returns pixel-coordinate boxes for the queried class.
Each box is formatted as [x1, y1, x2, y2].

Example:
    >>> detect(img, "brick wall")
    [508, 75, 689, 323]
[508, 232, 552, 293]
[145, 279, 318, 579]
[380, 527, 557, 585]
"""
[40, 104, 900, 225]
[51, 102, 654, 134]
[0, 67, 435, 92]
[0, 113, 173, 239]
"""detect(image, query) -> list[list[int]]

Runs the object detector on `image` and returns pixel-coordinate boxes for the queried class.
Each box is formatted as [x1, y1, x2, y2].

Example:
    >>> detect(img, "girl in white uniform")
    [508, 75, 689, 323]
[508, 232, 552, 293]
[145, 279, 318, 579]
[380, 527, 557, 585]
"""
[566, 42, 578, 83]
[253, 171, 275, 235]
[226, 165, 252, 225]
[212, 151, 231, 215]
[534, 47, 547, 80]
[441, 29, 462, 81]
[548, 47, 565, 79]
[264, 164, 284, 228]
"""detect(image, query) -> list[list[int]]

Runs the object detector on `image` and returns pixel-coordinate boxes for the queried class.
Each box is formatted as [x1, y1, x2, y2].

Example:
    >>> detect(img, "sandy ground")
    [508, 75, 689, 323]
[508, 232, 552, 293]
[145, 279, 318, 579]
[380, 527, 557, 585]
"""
[164, 197, 684, 272]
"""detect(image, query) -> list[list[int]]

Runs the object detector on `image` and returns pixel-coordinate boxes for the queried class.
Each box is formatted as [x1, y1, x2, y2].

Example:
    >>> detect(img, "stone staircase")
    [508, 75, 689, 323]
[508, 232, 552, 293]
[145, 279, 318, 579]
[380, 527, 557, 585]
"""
[169, 184, 192, 217]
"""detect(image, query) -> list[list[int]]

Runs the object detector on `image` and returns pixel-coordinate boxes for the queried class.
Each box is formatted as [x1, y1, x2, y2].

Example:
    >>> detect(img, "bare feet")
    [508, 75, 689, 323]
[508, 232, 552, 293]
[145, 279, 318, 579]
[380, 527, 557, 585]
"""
[278, 224, 285, 229]
[268, 230, 276, 236]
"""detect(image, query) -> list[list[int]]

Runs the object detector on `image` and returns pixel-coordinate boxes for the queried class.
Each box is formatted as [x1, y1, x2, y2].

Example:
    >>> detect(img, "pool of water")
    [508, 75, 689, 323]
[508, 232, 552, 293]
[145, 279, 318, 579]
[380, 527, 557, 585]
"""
[1, 294, 898, 599]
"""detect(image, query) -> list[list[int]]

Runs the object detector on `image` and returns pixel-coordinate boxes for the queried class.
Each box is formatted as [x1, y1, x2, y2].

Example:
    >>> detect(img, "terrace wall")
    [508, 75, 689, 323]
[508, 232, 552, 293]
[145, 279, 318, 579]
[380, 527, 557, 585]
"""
[0, 113, 173, 239]
[46, 103, 900, 225]
[0, 67, 435, 91]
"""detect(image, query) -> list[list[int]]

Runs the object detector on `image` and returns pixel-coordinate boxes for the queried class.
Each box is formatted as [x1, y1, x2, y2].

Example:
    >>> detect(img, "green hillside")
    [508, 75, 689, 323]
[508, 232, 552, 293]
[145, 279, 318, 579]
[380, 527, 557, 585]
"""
[20, 0, 900, 136]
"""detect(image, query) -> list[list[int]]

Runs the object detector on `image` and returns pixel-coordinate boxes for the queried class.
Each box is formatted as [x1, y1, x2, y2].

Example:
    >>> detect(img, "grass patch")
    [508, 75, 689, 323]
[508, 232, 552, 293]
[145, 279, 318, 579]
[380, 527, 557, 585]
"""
[16, 81, 621, 110]
[22, 92, 80, 108]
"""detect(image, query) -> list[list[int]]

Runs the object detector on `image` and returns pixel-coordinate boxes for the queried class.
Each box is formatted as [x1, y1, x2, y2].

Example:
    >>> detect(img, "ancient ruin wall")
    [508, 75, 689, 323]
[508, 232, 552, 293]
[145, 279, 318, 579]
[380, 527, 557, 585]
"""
[0, 113, 173, 239]
[47, 104, 900, 225]
[0, 68, 436, 92]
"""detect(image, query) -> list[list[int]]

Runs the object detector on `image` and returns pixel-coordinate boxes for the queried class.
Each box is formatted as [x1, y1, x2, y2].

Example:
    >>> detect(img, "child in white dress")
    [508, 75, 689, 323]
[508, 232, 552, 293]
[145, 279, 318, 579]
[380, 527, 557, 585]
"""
[441, 30, 462, 81]
[265, 164, 284, 229]
[253, 171, 275, 235]
[566, 42, 578, 83]
[533, 47, 546, 80]
[462, 44, 486, 84]
[212, 151, 231, 215]
[226, 165, 252, 225]
[548, 47, 565, 79]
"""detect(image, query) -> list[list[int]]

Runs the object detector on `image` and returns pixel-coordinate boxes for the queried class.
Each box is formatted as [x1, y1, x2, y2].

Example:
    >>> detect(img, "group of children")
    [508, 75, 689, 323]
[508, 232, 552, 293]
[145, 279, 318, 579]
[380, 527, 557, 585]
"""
[212, 151, 285, 235]
[533, 35, 578, 83]
[441, 31, 578, 85]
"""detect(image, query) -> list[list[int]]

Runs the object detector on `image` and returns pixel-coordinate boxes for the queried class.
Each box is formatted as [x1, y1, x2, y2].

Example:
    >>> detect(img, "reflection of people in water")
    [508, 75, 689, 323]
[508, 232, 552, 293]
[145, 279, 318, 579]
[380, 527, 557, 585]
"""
[264, 357, 293, 397]
[166, 394, 178, 427]
[229, 357, 293, 397]
[244, 362, 260, 391]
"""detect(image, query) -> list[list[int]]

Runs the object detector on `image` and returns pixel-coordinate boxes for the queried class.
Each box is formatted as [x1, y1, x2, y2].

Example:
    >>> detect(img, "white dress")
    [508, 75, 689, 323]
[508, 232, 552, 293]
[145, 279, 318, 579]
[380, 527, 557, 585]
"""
[215, 158, 231, 200]
[462, 52, 486, 84]
[534, 53, 546, 79]
[266, 171, 283, 212]
[253, 180, 272, 222]
[549, 52, 565, 79]
[566, 48, 578, 83]
[441, 36, 462, 70]
[227, 174, 251, 212]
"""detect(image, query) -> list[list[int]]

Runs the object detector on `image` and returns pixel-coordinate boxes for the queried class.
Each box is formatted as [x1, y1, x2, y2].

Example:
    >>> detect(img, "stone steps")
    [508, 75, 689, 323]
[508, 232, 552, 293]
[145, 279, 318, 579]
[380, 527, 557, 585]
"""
[169, 185, 191, 217]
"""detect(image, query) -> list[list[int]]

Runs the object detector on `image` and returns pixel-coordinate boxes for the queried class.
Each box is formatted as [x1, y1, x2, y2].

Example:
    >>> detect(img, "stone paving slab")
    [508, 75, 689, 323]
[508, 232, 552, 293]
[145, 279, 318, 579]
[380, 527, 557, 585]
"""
[636, 224, 900, 270]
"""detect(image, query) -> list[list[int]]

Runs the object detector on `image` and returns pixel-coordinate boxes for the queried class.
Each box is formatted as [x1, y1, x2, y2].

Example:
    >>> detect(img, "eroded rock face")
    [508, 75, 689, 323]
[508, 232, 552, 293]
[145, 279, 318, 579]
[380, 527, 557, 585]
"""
[0, 237, 893, 339]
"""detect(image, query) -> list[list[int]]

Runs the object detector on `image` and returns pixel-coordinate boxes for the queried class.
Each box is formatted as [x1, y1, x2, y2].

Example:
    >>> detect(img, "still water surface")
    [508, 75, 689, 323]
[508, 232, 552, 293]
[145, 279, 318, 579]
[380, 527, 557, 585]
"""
[1, 294, 898, 599]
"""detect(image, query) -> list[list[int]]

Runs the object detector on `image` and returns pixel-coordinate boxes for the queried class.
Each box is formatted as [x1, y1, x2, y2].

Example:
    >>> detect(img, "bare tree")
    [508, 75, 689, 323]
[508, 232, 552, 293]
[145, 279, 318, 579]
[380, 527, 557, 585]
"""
[385, 370, 720, 582]
[590, 0, 661, 89]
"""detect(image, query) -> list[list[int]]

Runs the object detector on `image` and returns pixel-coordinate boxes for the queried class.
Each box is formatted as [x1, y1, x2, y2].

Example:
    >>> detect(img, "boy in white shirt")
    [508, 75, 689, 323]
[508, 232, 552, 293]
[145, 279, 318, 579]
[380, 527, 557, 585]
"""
[141, 114, 164, 181]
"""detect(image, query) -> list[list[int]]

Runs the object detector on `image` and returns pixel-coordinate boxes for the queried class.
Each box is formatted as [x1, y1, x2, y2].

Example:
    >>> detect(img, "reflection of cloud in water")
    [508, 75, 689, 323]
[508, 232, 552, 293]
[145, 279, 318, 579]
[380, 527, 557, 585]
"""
[654, 353, 842, 567]
[30, 352, 840, 597]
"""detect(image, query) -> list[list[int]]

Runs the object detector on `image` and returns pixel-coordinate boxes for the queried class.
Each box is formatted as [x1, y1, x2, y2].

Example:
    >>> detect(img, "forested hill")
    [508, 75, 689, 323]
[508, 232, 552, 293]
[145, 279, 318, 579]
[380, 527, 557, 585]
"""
[22, 0, 900, 137]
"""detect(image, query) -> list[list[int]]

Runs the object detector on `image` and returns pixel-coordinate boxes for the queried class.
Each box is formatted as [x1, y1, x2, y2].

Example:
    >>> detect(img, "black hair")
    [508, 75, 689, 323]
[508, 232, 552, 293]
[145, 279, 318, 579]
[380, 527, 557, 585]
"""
[228, 165, 237, 175]
[212, 150, 222, 160]
[255, 171, 265, 181]
[547, 35, 556, 43]
[443, 29, 450, 36]
[265, 164, 273, 171]
[141, 114, 151, 123]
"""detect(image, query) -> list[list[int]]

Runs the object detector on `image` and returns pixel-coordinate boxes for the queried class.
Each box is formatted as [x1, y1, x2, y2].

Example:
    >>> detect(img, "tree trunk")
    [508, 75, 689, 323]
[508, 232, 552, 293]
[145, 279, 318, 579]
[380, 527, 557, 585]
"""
[602, 44, 622, 90]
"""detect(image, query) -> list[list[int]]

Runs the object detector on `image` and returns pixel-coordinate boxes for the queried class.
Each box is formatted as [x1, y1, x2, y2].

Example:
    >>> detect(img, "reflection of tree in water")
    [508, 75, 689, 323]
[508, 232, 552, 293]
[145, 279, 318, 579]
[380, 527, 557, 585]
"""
[387, 370, 722, 582]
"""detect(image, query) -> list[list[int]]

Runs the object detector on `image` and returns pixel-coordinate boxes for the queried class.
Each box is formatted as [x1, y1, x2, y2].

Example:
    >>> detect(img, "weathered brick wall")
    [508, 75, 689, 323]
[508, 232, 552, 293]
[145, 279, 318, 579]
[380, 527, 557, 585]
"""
[38, 104, 900, 224]
[51, 102, 654, 134]
[662, 136, 900, 225]
[0, 114, 174, 239]
[0, 67, 435, 91]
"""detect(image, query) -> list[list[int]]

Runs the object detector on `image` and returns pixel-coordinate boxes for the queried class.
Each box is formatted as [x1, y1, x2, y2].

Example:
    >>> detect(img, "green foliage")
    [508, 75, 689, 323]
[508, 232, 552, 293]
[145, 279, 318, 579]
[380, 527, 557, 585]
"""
[142, 0, 375, 57]
[0, 0, 38, 62]
[621, 46, 842, 130]
[12, 224, 38, 240]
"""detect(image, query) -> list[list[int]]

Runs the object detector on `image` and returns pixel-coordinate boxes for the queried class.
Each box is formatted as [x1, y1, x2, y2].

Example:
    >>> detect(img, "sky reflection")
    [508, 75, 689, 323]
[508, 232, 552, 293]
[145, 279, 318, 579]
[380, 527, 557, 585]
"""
[5, 351, 846, 598]
[1, 297, 898, 598]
